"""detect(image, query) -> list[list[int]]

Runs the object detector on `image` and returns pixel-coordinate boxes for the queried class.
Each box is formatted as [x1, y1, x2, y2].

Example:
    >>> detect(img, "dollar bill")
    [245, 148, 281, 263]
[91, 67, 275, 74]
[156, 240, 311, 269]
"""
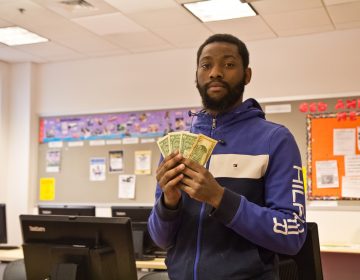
[180, 132, 199, 158]
[169, 132, 182, 153]
[157, 135, 170, 157]
[188, 134, 218, 165]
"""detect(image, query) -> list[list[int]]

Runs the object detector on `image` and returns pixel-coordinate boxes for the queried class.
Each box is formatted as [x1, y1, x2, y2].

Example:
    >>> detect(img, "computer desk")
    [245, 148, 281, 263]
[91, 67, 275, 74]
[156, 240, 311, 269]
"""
[0, 247, 167, 270]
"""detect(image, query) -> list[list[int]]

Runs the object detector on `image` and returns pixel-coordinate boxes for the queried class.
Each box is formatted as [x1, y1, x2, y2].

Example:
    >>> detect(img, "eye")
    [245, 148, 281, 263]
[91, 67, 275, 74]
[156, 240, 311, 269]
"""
[225, 62, 235, 68]
[200, 63, 211, 70]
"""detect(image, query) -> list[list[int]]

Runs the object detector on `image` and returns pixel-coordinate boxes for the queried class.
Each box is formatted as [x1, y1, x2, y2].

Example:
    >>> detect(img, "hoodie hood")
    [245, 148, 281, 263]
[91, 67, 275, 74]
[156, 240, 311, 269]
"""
[193, 98, 265, 130]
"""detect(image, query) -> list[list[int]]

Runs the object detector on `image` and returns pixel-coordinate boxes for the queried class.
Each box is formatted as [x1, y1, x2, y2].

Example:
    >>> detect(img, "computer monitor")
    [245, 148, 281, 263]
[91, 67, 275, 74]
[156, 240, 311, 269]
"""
[0, 204, 7, 244]
[38, 205, 96, 216]
[20, 215, 137, 280]
[279, 222, 323, 280]
[111, 206, 166, 259]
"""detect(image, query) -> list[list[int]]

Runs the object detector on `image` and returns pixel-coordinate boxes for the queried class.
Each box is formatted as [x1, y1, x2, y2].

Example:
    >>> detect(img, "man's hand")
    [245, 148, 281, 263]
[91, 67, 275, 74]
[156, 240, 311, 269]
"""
[156, 151, 184, 209]
[179, 158, 224, 208]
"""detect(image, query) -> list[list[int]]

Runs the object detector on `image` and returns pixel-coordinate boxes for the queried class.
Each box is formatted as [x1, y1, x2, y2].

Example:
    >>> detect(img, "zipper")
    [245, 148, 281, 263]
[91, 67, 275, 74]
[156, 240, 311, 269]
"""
[193, 116, 217, 280]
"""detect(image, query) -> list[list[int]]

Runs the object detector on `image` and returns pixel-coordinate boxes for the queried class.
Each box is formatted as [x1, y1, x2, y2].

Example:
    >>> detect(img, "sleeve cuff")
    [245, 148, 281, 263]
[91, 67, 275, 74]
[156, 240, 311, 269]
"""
[155, 193, 183, 221]
[210, 188, 241, 225]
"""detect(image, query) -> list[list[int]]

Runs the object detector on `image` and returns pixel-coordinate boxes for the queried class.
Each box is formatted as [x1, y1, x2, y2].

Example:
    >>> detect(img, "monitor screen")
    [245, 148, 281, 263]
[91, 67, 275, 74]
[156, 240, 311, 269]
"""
[111, 206, 166, 259]
[38, 205, 96, 216]
[20, 215, 137, 280]
[0, 204, 7, 244]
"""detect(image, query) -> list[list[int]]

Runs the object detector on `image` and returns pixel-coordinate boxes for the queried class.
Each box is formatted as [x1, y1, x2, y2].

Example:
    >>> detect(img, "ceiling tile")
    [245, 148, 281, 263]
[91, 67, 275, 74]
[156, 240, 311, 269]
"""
[105, 31, 172, 52]
[262, 7, 334, 36]
[14, 41, 80, 57]
[0, 44, 46, 62]
[252, 0, 323, 15]
[152, 23, 213, 48]
[104, 0, 178, 14]
[324, 0, 360, 6]
[205, 16, 277, 41]
[127, 6, 198, 29]
[32, 0, 119, 19]
[72, 12, 146, 35]
[327, 1, 360, 26]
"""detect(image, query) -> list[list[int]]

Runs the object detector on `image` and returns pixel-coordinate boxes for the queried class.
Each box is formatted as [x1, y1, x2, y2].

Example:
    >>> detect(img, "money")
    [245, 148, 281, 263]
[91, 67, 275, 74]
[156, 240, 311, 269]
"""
[188, 134, 218, 166]
[156, 131, 217, 165]
[157, 135, 170, 157]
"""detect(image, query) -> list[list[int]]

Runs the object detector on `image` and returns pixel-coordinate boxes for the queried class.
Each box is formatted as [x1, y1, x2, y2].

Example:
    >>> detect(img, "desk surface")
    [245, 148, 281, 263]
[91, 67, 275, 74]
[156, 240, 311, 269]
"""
[0, 247, 167, 269]
[320, 243, 360, 254]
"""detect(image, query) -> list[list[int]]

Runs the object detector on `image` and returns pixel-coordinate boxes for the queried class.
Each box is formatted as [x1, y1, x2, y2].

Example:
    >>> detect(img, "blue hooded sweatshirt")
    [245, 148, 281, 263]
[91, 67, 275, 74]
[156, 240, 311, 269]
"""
[148, 98, 306, 280]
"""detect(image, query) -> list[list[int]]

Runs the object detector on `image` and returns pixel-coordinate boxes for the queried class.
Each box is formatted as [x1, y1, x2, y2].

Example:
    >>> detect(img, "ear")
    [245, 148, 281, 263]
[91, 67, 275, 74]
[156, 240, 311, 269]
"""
[244, 67, 252, 85]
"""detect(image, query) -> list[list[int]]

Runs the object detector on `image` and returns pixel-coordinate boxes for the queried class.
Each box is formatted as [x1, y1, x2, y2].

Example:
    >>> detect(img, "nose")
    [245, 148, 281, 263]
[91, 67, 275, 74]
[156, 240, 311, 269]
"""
[209, 65, 223, 79]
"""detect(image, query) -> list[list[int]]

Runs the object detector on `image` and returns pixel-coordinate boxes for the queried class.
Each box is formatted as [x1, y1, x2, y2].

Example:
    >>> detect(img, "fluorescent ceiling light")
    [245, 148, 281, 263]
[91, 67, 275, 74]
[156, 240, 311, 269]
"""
[0, 27, 48, 46]
[183, 0, 256, 22]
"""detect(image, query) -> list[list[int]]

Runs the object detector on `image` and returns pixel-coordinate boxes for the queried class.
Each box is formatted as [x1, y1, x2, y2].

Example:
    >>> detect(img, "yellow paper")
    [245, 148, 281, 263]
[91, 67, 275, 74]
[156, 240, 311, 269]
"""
[302, 166, 307, 195]
[39, 177, 55, 201]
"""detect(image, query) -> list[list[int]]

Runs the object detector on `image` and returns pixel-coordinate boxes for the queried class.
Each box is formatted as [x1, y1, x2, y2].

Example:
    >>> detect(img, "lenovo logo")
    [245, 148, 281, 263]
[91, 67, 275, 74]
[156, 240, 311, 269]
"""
[29, 226, 46, 232]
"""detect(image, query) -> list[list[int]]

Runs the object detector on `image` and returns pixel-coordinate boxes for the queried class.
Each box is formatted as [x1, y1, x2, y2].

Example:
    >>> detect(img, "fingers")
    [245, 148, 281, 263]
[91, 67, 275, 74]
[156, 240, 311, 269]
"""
[156, 151, 182, 181]
[158, 163, 185, 188]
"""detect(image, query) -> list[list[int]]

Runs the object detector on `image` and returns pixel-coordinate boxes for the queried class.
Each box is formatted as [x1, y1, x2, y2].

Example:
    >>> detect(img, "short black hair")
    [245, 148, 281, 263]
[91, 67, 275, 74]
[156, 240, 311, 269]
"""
[196, 34, 249, 68]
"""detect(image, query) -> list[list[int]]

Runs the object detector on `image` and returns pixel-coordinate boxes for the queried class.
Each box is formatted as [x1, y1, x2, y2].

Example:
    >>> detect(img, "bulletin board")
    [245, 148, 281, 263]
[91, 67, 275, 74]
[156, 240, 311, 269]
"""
[37, 107, 198, 205]
[307, 112, 360, 200]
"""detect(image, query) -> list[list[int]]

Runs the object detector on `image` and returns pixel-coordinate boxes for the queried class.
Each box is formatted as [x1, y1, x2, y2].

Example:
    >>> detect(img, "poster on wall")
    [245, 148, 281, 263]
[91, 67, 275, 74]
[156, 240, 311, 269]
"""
[109, 150, 124, 173]
[89, 158, 106, 181]
[45, 150, 61, 173]
[118, 174, 136, 199]
[315, 160, 339, 189]
[134, 150, 151, 175]
[39, 177, 55, 201]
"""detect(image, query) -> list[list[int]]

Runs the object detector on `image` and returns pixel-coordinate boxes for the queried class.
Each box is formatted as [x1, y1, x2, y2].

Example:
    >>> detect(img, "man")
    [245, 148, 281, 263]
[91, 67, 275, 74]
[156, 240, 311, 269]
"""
[148, 34, 306, 280]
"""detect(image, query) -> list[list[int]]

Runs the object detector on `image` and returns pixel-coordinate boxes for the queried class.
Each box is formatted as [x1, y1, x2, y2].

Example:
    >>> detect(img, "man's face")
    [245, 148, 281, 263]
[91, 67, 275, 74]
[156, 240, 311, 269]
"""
[196, 42, 248, 114]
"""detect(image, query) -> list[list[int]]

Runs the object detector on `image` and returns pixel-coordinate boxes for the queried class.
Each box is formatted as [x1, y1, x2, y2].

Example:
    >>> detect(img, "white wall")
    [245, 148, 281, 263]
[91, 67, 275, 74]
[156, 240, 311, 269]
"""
[36, 28, 360, 116]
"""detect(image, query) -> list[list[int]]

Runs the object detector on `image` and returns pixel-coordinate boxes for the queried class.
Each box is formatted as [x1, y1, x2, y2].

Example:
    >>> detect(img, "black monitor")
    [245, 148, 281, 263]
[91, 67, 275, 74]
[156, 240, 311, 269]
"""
[0, 204, 7, 244]
[38, 205, 96, 216]
[111, 206, 166, 260]
[20, 215, 137, 280]
[279, 222, 323, 280]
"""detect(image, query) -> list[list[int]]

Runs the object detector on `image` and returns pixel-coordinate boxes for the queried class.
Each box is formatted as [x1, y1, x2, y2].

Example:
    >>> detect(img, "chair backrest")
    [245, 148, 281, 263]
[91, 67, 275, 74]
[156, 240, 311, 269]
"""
[139, 271, 169, 280]
[3, 259, 26, 280]
[279, 222, 323, 280]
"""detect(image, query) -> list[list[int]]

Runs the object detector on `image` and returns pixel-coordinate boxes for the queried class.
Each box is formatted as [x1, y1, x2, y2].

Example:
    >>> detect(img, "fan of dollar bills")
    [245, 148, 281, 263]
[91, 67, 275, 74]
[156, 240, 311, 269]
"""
[157, 132, 218, 166]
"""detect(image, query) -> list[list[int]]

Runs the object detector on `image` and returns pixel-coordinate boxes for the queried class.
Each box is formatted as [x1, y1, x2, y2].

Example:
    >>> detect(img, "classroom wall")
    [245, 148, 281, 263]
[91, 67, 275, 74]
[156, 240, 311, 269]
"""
[0, 27, 359, 273]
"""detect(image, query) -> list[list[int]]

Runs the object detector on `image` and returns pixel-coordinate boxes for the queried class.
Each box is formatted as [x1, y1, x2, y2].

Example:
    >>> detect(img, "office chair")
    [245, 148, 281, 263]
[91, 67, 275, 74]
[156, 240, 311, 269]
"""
[3, 259, 26, 280]
[139, 271, 169, 280]
[279, 222, 323, 280]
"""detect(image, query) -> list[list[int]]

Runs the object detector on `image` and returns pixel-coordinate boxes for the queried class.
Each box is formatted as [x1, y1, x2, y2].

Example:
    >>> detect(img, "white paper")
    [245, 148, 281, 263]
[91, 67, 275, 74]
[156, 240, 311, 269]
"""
[67, 141, 84, 147]
[46, 150, 61, 173]
[333, 128, 356, 155]
[315, 160, 339, 188]
[89, 140, 106, 146]
[48, 141, 63, 148]
[140, 138, 156, 144]
[345, 155, 360, 177]
[342, 176, 360, 198]
[135, 150, 151, 175]
[118, 174, 136, 199]
[89, 158, 106, 181]
[109, 150, 124, 173]
[106, 139, 122, 145]
[123, 137, 139, 144]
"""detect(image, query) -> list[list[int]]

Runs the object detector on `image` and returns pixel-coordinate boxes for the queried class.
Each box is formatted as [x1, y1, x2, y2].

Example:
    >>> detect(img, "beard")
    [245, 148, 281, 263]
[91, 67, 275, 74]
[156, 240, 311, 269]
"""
[196, 78, 245, 113]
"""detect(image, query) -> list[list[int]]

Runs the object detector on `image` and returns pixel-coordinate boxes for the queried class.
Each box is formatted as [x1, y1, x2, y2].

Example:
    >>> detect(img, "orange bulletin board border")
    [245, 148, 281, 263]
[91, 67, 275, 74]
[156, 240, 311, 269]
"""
[307, 112, 360, 200]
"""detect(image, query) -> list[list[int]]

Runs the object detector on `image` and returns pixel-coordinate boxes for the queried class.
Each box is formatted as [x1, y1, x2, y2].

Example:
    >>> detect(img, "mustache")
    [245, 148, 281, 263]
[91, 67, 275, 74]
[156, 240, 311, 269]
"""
[204, 80, 230, 89]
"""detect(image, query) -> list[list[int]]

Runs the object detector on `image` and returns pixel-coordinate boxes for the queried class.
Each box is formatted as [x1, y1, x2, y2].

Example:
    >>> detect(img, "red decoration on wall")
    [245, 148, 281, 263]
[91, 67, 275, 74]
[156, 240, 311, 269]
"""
[317, 102, 328, 112]
[335, 99, 345, 110]
[336, 112, 347, 121]
[349, 111, 357, 121]
[299, 103, 308, 113]
[309, 103, 317, 112]
[346, 99, 357, 109]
